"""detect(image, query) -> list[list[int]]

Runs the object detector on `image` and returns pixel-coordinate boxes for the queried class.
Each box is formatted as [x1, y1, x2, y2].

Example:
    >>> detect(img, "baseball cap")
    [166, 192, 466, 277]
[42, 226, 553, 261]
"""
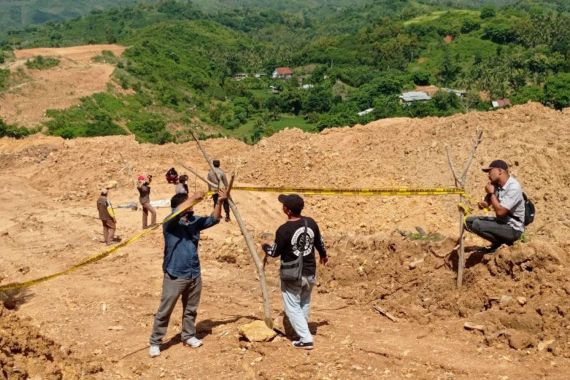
[138, 175, 146, 181]
[482, 159, 508, 172]
[278, 194, 304, 215]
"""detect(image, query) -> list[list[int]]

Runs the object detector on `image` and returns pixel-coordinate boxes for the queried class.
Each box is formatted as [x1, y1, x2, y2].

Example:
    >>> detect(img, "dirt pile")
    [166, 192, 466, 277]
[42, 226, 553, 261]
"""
[312, 233, 570, 357]
[0, 303, 90, 379]
[1, 102, 570, 378]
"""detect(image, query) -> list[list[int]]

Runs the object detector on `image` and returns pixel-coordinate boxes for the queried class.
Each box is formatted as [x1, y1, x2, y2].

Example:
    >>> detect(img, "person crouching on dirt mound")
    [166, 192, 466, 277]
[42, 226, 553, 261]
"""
[207, 159, 231, 222]
[149, 189, 228, 358]
[465, 159, 525, 253]
[262, 194, 328, 350]
[96, 188, 118, 245]
[137, 174, 157, 229]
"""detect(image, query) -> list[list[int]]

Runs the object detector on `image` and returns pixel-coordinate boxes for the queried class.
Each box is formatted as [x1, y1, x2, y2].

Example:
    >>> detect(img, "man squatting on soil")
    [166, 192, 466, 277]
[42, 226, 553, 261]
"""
[207, 159, 231, 222]
[263, 194, 328, 350]
[96, 187, 117, 245]
[137, 174, 157, 229]
[465, 159, 525, 252]
[149, 189, 228, 358]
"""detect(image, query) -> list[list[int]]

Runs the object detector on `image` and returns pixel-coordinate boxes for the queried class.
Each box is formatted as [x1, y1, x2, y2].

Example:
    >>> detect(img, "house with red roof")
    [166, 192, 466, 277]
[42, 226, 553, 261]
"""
[272, 67, 293, 79]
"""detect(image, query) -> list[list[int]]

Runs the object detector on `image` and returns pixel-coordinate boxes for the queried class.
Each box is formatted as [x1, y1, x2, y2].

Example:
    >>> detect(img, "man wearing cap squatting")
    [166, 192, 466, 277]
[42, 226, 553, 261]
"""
[262, 194, 328, 350]
[465, 159, 525, 252]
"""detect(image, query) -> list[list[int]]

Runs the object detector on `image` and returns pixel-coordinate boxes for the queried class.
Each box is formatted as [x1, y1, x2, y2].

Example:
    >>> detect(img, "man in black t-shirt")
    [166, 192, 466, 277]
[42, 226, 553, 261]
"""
[262, 194, 328, 350]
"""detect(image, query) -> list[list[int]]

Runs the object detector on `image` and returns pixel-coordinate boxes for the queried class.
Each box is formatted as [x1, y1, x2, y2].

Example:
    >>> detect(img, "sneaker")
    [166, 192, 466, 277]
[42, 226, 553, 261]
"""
[149, 345, 160, 358]
[225, 216, 231, 222]
[292, 340, 313, 350]
[183, 336, 203, 348]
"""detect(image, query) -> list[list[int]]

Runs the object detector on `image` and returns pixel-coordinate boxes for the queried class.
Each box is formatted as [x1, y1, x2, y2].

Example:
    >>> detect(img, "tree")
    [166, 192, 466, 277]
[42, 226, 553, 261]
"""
[544, 73, 570, 110]
[412, 71, 431, 86]
[438, 48, 461, 85]
[480, 6, 496, 19]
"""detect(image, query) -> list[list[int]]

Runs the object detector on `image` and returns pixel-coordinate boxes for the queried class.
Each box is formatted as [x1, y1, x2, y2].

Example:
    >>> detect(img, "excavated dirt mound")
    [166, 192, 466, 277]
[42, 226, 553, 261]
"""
[1, 102, 569, 378]
[0, 44, 126, 127]
[0, 303, 90, 379]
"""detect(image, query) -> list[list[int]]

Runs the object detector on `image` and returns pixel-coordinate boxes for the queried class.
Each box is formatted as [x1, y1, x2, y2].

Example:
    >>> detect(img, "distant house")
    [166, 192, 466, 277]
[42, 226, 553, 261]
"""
[444, 35, 454, 44]
[442, 88, 466, 97]
[357, 108, 374, 117]
[254, 73, 266, 78]
[492, 99, 512, 108]
[399, 91, 432, 104]
[269, 85, 281, 94]
[301, 84, 314, 90]
[272, 67, 293, 79]
[233, 73, 248, 81]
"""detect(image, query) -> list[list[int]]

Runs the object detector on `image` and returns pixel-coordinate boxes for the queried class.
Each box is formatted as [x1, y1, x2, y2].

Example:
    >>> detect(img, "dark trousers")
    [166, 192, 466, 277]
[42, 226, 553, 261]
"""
[212, 193, 230, 218]
[465, 216, 522, 247]
[141, 202, 157, 228]
[149, 274, 202, 345]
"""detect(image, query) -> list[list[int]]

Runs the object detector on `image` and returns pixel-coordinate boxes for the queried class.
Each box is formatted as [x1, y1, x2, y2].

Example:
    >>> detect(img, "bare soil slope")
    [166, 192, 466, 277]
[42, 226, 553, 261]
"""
[0, 103, 569, 379]
[0, 44, 126, 127]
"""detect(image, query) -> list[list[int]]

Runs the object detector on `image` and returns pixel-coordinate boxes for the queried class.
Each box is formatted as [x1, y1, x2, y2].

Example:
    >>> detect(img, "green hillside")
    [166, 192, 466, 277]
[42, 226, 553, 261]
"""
[1, 0, 569, 143]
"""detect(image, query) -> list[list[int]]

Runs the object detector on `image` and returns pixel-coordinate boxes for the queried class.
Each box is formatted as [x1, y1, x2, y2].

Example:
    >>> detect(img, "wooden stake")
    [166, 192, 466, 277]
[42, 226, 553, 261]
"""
[446, 130, 483, 288]
[372, 305, 398, 322]
[189, 131, 273, 328]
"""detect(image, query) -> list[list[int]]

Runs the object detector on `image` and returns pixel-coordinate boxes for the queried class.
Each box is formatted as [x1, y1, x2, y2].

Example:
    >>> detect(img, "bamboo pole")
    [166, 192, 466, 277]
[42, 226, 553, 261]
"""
[189, 132, 273, 328]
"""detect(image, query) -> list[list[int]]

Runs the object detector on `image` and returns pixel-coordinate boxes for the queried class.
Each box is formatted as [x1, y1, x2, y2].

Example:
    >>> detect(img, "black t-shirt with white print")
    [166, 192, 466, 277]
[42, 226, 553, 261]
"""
[263, 216, 327, 277]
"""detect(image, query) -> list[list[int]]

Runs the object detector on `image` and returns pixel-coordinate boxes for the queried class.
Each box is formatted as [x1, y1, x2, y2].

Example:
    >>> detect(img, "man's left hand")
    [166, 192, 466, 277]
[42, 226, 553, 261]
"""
[320, 256, 328, 266]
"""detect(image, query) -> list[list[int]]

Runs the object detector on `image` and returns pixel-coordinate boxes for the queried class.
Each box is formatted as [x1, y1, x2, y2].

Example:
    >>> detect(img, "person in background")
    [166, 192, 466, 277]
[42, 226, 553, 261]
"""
[207, 160, 231, 222]
[176, 174, 189, 194]
[96, 187, 117, 245]
[138, 174, 157, 229]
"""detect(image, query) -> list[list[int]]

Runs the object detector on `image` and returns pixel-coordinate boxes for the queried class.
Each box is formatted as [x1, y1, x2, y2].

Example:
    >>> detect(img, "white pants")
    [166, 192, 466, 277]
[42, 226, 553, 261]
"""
[281, 275, 315, 343]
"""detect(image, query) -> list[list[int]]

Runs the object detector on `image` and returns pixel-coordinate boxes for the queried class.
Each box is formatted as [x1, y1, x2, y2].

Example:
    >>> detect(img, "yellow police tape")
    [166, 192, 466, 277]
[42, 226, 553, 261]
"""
[0, 185, 465, 292]
[0, 198, 203, 292]
[232, 186, 465, 197]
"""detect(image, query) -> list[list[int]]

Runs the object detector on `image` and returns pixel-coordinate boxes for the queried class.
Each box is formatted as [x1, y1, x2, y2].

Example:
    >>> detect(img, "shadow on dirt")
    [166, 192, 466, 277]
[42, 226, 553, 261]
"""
[446, 245, 490, 271]
[0, 289, 32, 310]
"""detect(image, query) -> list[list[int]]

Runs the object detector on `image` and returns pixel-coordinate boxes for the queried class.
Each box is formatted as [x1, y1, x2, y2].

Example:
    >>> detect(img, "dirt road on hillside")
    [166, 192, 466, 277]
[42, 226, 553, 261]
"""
[0, 44, 125, 128]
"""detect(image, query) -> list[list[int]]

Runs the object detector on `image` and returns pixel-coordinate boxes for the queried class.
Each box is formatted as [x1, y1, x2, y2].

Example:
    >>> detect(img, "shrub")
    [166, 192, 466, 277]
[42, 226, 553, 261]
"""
[0, 118, 32, 139]
[25, 55, 60, 70]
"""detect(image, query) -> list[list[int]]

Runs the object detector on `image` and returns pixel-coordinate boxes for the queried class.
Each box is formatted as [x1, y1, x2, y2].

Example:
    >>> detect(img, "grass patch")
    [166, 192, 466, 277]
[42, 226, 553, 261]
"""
[25, 55, 60, 70]
[0, 69, 9, 91]
[92, 50, 119, 64]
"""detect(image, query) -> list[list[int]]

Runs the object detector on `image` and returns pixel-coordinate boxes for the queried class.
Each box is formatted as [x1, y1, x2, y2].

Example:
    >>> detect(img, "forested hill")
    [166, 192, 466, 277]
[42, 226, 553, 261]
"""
[0, 0, 569, 143]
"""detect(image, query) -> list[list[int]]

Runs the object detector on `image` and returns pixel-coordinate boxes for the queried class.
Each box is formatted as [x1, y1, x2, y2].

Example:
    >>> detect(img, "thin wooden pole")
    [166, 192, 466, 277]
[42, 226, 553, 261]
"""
[178, 162, 217, 188]
[446, 130, 482, 288]
[189, 132, 273, 328]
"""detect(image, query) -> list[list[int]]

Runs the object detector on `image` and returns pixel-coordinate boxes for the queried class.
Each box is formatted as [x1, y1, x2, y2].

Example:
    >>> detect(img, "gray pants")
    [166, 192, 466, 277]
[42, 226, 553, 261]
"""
[281, 276, 315, 343]
[465, 216, 522, 247]
[149, 274, 202, 346]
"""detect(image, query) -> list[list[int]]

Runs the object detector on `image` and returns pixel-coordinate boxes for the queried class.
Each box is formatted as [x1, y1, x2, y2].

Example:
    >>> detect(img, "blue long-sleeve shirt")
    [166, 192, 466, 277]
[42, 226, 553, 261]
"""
[162, 212, 219, 279]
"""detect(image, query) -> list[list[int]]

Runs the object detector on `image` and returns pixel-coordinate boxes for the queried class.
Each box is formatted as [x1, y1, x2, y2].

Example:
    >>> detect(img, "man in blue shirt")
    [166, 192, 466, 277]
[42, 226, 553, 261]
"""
[149, 189, 227, 358]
